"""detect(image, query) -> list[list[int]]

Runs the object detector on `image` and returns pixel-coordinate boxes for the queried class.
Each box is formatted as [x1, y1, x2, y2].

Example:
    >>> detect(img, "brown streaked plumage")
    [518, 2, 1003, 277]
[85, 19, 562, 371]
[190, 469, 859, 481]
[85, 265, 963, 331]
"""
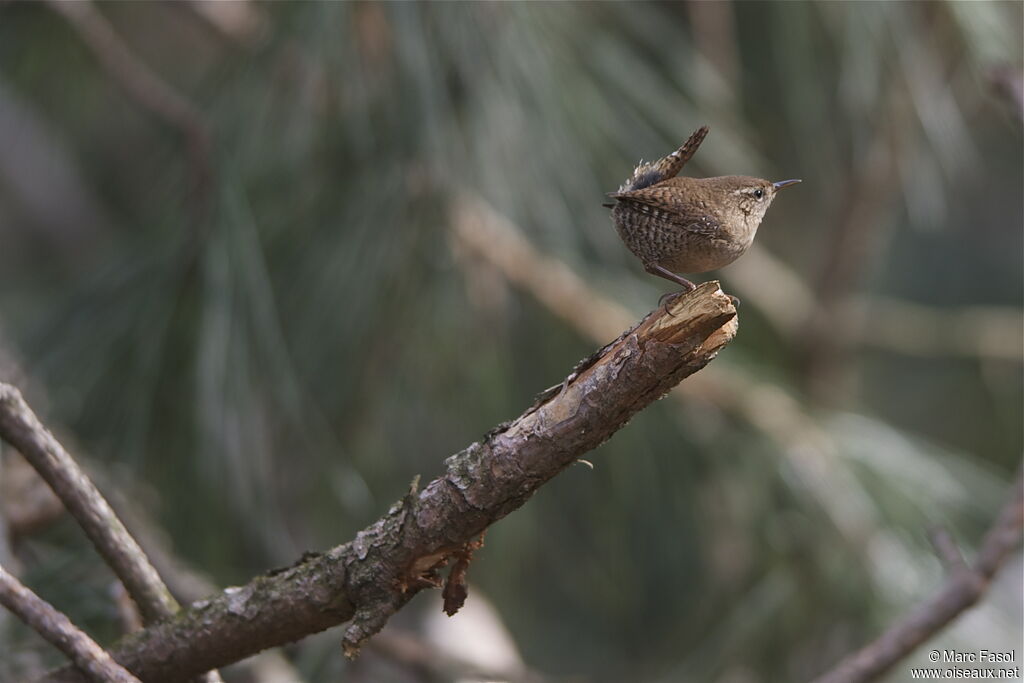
[609, 126, 800, 291]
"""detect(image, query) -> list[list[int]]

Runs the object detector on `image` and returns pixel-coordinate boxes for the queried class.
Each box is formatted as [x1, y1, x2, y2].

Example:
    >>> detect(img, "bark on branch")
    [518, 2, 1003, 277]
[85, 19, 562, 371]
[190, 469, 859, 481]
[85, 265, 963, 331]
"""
[41, 281, 737, 682]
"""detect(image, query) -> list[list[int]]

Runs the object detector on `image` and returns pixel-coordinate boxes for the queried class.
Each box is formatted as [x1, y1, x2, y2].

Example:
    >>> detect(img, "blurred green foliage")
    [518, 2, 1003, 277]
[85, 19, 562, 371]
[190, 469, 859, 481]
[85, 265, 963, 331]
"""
[0, 2, 1020, 681]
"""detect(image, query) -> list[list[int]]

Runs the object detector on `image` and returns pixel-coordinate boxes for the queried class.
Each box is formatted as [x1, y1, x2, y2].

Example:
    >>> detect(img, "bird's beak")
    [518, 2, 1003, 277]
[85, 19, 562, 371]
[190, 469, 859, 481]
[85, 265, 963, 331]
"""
[773, 179, 801, 190]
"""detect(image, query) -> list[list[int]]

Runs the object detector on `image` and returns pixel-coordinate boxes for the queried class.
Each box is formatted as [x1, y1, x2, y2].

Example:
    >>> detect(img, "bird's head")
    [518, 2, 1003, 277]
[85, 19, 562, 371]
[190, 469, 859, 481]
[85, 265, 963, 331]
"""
[710, 176, 801, 228]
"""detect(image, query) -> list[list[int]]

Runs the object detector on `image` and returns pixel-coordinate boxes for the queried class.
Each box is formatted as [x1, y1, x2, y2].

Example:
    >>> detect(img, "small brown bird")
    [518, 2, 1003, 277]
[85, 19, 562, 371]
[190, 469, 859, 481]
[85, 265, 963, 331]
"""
[608, 126, 800, 292]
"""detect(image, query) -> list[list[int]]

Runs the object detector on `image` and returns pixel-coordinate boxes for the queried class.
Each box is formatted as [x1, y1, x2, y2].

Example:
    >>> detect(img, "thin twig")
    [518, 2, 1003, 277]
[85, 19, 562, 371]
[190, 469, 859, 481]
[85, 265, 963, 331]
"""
[185, 0, 269, 46]
[0, 336, 291, 682]
[811, 469, 1024, 683]
[40, 280, 737, 682]
[988, 65, 1024, 122]
[0, 384, 177, 624]
[1, 450, 64, 539]
[48, 0, 213, 225]
[0, 385, 226, 683]
[927, 527, 967, 575]
[0, 564, 140, 683]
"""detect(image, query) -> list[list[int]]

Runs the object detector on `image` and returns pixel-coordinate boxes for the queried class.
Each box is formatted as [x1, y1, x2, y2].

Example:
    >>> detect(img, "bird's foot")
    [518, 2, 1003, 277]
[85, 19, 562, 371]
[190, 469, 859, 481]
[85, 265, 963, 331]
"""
[658, 286, 697, 316]
[643, 263, 696, 316]
[658, 290, 681, 308]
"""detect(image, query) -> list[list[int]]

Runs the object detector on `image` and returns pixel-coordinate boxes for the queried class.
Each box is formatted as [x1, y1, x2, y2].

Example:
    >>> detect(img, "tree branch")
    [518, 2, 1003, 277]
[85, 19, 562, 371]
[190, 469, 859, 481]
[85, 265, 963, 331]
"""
[0, 564, 140, 683]
[449, 193, 882, 546]
[41, 281, 737, 682]
[811, 469, 1024, 683]
[447, 194, 1023, 681]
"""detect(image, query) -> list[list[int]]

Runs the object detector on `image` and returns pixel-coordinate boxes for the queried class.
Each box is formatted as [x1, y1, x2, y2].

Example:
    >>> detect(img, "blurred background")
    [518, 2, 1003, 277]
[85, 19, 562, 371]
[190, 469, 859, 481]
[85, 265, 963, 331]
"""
[0, 2, 1021, 682]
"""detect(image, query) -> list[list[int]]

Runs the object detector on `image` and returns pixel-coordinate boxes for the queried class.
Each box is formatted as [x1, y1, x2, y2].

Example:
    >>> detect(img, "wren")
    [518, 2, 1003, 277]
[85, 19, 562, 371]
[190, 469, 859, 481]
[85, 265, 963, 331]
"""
[608, 126, 800, 293]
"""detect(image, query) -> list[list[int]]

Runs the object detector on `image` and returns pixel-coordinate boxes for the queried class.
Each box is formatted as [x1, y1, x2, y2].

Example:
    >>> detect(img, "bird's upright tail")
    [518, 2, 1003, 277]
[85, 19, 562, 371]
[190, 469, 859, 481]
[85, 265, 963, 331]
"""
[616, 125, 709, 194]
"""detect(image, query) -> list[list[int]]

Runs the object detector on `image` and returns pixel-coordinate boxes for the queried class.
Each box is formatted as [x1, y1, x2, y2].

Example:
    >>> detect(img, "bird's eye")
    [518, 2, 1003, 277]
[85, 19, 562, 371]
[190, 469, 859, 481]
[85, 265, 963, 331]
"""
[753, 189, 764, 199]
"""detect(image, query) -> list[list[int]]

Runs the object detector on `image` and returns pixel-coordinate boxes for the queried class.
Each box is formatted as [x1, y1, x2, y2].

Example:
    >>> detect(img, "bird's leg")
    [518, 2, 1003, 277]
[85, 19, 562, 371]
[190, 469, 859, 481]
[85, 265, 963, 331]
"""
[645, 263, 695, 291]
[645, 263, 696, 310]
